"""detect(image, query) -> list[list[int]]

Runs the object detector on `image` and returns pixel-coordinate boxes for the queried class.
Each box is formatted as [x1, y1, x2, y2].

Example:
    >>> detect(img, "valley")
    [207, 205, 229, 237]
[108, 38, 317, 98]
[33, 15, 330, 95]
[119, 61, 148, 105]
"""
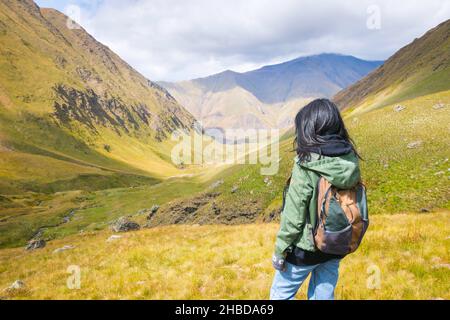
[0, 1, 449, 300]
[160, 54, 383, 130]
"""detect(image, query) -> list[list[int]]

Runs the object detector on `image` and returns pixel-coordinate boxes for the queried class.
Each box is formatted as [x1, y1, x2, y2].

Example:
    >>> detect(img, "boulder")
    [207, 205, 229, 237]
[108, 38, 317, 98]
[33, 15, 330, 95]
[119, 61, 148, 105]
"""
[210, 179, 224, 189]
[9, 280, 25, 290]
[146, 204, 160, 220]
[394, 105, 406, 112]
[53, 245, 75, 254]
[432, 263, 450, 270]
[211, 202, 220, 215]
[3, 280, 26, 295]
[150, 204, 160, 214]
[432, 103, 445, 110]
[407, 141, 422, 149]
[107, 235, 122, 242]
[264, 177, 272, 186]
[110, 216, 140, 232]
[231, 186, 239, 193]
[25, 239, 46, 251]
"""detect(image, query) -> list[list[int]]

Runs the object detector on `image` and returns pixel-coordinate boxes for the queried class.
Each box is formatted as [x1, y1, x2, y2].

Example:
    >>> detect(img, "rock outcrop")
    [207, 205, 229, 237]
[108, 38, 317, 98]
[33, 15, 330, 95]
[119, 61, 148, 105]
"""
[111, 217, 140, 232]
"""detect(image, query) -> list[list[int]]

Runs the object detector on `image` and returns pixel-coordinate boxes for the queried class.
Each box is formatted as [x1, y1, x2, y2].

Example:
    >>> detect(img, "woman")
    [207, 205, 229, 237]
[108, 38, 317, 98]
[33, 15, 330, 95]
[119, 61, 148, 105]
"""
[270, 98, 361, 300]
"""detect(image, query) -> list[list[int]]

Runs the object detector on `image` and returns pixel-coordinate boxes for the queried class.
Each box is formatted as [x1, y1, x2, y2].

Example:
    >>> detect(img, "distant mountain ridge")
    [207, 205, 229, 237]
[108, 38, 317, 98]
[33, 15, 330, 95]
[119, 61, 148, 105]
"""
[160, 54, 383, 130]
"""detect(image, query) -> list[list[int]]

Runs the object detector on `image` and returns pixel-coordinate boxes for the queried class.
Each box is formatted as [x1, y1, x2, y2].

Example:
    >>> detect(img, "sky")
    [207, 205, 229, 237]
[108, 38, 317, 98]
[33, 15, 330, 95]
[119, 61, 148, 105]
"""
[35, 0, 450, 82]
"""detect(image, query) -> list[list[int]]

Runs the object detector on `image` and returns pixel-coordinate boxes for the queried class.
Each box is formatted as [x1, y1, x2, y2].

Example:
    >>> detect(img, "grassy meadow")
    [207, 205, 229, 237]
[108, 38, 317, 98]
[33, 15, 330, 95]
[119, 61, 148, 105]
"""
[0, 0, 448, 301]
[0, 88, 448, 300]
[0, 211, 448, 300]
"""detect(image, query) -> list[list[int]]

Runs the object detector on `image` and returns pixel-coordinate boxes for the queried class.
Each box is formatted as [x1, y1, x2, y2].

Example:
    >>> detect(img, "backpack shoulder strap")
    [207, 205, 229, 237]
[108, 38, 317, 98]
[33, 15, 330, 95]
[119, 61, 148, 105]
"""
[316, 177, 333, 225]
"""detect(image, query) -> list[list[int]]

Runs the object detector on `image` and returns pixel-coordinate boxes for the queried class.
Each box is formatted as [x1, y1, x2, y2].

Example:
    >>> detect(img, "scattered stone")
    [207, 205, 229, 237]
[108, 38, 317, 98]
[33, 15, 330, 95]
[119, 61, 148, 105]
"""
[263, 177, 272, 186]
[419, 208, 431, 213]
[434, 171, 445, 176]
[107, 235, 122, 242]
[431, 256, 441, 263]
[432, 103, 445, 110]
[52, 245, 75, 254]
[136, 209, 147, 215]
[3, 280, 28, 296]
[210, 179, 224, 189]
[183, 206, 198, 214]
[401, 251, 412, 257]
[110, 216, 140, 233]
[9, 280, 25, 290]
[264, 207, 282, 222]
[136, 281, 146, 286]
[25, 239, 46, 251]
[144, 204, 160, 220]
[407, 141, 422, 149]
[62, 209, 76, 223]
[54, 55, 67, 68]
[150, 204, 160, 214]
[231, 186, 239, 194]
[431, 297, 445, 300]
[432, 263, 450, 270]
[394, 105, 406, 112]
[211, 202, 220, 215]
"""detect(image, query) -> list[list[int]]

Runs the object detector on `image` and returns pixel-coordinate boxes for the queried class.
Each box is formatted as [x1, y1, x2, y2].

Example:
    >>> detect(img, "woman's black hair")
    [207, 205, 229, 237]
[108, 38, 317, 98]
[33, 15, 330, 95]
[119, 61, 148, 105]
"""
[294, 98, 361, 162]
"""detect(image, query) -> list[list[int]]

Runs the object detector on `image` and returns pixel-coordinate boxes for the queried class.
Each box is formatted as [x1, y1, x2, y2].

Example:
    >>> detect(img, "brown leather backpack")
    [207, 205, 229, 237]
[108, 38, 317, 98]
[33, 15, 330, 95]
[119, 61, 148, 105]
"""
[314, 177, 369, 255]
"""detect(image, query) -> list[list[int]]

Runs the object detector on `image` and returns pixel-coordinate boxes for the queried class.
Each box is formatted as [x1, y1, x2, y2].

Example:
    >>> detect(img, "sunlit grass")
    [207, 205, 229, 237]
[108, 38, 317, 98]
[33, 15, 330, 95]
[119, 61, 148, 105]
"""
[0, 211, 448, 300]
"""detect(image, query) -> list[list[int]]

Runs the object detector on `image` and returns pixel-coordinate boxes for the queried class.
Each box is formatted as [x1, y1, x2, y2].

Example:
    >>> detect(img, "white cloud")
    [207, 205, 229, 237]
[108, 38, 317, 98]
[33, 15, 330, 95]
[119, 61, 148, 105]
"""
[62, 0, 450, 81]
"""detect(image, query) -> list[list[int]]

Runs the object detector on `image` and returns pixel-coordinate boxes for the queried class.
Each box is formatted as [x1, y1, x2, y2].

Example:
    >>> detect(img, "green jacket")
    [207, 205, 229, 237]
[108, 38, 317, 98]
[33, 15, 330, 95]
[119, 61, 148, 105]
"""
[274, 152, 361, 257]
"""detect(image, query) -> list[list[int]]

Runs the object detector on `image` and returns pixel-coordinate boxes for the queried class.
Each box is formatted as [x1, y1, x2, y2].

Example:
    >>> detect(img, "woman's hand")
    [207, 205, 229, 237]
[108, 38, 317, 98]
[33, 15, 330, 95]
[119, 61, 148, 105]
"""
[272, 254, 286, 271]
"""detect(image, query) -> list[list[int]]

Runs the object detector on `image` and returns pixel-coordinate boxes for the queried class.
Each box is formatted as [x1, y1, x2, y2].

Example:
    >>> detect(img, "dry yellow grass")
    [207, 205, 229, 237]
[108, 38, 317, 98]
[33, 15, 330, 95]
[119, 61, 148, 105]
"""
[0, 211, 449, 300]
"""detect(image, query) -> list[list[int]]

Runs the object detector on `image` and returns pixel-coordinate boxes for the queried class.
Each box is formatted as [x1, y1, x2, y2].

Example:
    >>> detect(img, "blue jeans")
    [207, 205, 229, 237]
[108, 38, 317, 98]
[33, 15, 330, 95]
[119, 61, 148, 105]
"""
[270, 259, 341, 300]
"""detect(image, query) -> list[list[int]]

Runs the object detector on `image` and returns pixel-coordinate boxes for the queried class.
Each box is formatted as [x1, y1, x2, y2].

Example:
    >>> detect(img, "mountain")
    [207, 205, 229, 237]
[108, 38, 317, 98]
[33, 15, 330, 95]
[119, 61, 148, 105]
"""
[334, 19, 450, 112]
[160, 54, 383, 130]
[153, 20, 450, 231]
[0, 0, 196, 194]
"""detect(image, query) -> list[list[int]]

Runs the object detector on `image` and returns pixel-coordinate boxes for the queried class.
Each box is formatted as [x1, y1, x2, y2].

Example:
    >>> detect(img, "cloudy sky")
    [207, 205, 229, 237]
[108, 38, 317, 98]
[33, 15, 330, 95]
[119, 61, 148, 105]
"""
[35, 0, 450, 81]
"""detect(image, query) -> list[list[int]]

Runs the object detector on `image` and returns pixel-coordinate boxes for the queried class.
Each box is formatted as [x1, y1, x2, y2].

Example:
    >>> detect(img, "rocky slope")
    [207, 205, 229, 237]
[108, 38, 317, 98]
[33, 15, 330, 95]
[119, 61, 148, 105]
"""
[334, 19, 450, 112]
[0, 0, 196, 193]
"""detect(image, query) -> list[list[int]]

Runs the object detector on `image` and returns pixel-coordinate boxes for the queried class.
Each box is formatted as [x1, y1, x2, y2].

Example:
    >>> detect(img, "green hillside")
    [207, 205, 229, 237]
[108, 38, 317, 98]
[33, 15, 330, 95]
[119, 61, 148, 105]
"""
[146, 91, 449, 229]
[0, 2, 448, 261]
[0, 0, 196, 196]
[334, 19, 450, 114]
